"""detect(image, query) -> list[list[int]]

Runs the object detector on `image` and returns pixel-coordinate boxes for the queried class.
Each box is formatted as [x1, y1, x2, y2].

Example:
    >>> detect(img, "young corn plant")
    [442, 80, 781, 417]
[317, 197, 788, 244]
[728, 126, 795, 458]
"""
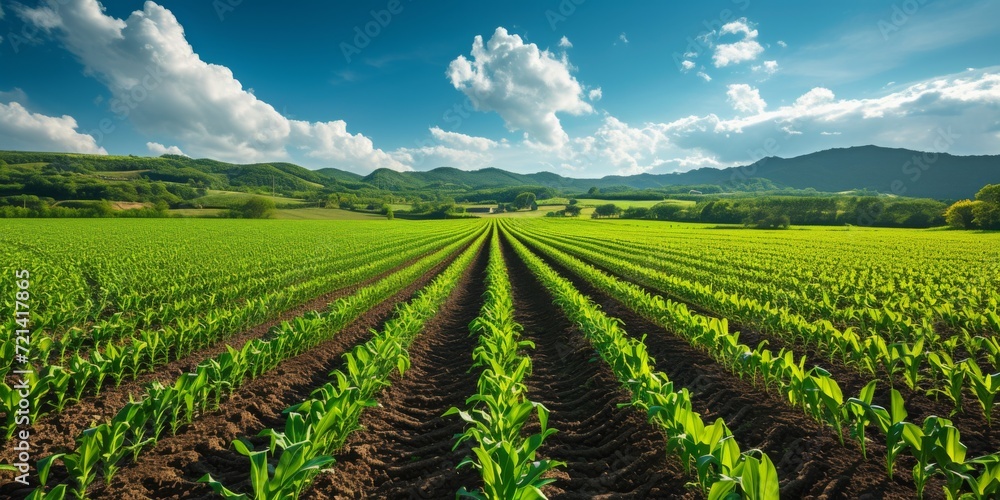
[859, 388, 910, 480]
[963, 362, 1000, 425]
[62, 428, 103, 499]
[927, 352, 966, 415]
[451, 403, 563, 499]
[200, 439, 335, 500]
[448, 230, 564, 499]
[844, 380, 878, 459]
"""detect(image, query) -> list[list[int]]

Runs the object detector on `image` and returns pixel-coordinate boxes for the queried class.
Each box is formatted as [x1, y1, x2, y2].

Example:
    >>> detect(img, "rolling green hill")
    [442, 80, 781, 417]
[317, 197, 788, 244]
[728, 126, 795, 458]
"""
[2, 145, 998, 201]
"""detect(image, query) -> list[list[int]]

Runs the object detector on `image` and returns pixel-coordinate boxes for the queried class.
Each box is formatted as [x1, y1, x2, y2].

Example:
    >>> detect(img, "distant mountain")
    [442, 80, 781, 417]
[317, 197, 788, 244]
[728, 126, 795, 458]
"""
[641, 146, 1000, 199]
[2, 145, 998, 199]
[372, 146, 997, 198]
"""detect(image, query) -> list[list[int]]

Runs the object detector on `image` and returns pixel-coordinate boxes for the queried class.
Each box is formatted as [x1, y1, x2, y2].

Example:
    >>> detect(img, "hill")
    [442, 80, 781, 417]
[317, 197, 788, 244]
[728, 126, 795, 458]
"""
[2, 145, 998, 200]
[638, 146, 1000, 199]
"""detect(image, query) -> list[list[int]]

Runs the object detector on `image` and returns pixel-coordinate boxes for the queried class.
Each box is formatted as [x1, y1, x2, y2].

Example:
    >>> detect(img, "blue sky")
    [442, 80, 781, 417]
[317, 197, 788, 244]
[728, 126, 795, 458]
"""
[1, 0, 998, 177]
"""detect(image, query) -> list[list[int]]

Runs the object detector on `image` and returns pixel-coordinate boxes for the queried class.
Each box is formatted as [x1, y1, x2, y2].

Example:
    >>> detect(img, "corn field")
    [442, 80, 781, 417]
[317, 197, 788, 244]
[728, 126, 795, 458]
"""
[2, 217, 1000, 499]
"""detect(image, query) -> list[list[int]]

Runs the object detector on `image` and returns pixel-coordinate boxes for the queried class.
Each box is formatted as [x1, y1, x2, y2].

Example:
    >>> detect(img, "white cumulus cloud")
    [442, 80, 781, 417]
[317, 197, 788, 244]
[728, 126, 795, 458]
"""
[19, 0, 407, 171]
[0, 100, 106, 154]
[713, 18, 764, 67]
[429, 127, 498, 152]
[752, 60, 779, 77]
[558, 36, 572, 48]
[447, 27, 592, 149]
[726, 84, 767, 114]
[146, 141, 185, 156]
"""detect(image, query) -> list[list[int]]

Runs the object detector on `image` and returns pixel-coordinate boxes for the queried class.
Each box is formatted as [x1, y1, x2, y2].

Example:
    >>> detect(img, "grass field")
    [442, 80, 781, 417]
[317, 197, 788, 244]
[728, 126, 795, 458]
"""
[89, 170, 150, 179]
[272, 208, 384, 220]
[536, 197, 695, 208]
[2, 218, 999, 499]
[189, 190, 309, 208]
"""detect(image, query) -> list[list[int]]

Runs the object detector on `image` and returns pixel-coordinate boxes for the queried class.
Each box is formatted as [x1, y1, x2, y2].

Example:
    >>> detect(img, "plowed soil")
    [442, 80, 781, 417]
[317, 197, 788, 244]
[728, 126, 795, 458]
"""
[516, 233, 925, 499]
[545, 237, 999, 460]
[305, 239, 489, 499]
[6, 226, 972, 500]
[501, 236, 695, 499]
[2, 241, 471, 500]
[0, 244, 446, 473]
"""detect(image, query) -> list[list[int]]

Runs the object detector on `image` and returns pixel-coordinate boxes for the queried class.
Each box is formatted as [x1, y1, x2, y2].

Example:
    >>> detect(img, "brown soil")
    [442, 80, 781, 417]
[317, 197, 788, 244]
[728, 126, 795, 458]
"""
[0, 245, 444, 473]
[501, 235, 696, 499]
[533, 237, 1000, 461]
[0, 241, 469, 499]
[304, 238, 490, 499]
[516, 233, 925, 499]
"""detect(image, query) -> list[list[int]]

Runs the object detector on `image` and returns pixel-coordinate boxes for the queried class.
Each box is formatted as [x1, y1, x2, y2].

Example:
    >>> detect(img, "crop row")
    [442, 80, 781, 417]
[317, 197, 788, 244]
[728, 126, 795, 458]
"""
[22, 227, 487, 499]
[200, 228, 488, 499]
[0, 226, 481, 439]
[45, 225, 464, 358]
[516, 224, 1000, 424]
[502, 225, 780, 499]
[537, 221, 1000, 350]
[0, 221, 477, 349]
[444, 226, 563, 499]
[507, 224, 1000, 499]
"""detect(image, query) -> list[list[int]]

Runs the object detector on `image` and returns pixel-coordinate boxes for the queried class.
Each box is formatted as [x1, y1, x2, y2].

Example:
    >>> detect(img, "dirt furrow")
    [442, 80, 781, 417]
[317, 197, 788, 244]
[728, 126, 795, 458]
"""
[527, 235, 999, 459]
[501, 236, 694, 499]
[0, 244, 445, 472]
[9, 243, 470, 500]
[519, 235, 923, 499]
[306, 241, 489, 499]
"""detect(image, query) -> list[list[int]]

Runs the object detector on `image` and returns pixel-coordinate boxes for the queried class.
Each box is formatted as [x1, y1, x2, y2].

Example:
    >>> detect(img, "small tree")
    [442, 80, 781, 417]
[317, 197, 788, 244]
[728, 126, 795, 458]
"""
[587, 187, 600, 195]
[976, 184, 1000, 205]
[94, 200, 115, 217]
[564, 205, 582, 217]
[386, 208, 394, 220]
[622, 207, 651, 219]
[238, 196, 276, 219]
[650, 202, 683, 221]
[594, 204, 621, 218]
[757, 214, 791, 229]
[974, 202, 1000, 229]
[514, 192, 536, 210]
[945, 200, 980, 229]
[568, 198, 578, 206]
[973, 184, 1000, 229]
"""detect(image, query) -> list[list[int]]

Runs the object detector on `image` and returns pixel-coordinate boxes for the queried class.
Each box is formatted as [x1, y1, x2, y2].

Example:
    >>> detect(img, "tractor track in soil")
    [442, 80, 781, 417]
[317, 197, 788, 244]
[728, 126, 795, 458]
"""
[0, 242, 453, 473]
[305, 238, 490, 499]
[0, 240, 471, 500]
[516, 233, 923, 499]
[500, 236, 695, 499]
